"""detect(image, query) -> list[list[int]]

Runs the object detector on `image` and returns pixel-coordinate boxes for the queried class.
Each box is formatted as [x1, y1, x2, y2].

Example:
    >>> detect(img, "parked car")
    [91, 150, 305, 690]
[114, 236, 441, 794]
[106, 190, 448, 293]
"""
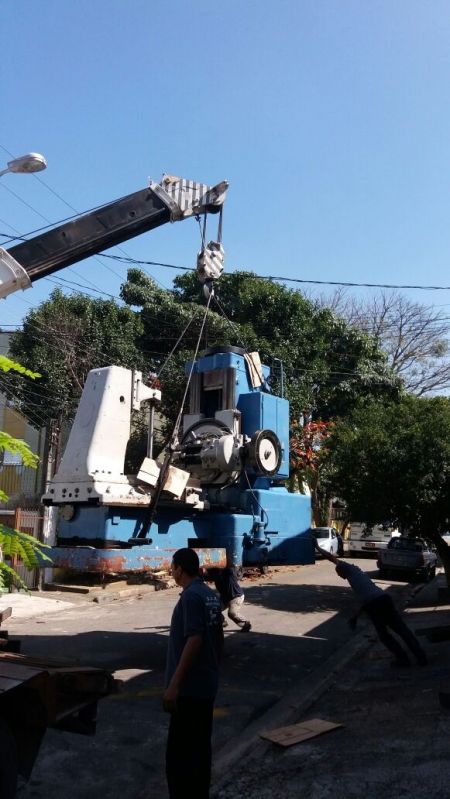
[377, 536, 437, 582]
[310, 527, 341, 557]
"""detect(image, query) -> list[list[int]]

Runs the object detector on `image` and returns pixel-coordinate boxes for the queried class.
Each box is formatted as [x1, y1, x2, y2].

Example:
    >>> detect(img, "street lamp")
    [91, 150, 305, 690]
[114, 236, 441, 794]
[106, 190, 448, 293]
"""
[0, 152, 47, 178]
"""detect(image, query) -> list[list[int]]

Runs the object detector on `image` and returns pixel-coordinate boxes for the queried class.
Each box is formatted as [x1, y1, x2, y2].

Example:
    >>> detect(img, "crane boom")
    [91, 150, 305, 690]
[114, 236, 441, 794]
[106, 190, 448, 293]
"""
[0, 175, 228, 298]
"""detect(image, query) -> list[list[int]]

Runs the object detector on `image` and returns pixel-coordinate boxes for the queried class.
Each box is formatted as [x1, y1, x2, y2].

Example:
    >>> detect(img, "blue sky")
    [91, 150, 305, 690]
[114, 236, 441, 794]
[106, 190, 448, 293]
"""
[2, 0, 450, 329]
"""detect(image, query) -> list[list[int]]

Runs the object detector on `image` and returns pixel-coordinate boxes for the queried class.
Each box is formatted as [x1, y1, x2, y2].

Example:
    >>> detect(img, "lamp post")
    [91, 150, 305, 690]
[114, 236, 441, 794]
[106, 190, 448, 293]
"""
[0, 152, 47, 178]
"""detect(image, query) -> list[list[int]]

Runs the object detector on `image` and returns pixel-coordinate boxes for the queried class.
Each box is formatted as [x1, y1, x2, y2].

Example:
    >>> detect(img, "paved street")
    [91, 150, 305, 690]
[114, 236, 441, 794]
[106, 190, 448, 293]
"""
[213, 574, 450, 799]
[7, 557, 408, 799]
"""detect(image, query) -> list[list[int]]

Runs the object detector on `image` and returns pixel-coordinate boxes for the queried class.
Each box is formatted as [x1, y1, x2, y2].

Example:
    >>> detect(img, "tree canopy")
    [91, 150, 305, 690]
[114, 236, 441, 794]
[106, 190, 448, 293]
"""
[7, 289, 145, 427]
[123, 269, 401, 424]
[326, 395, 450, 577]
[320, 290, 450, 396]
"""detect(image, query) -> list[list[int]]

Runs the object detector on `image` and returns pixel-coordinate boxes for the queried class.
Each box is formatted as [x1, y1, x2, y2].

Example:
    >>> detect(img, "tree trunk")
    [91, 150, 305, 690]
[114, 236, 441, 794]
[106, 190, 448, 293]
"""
[429, 534, 450, 587]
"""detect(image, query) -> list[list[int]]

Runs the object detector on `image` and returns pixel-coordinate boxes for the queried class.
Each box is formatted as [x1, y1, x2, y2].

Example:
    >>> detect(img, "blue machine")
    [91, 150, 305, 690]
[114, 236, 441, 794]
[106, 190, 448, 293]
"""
[44, 346, 313, 573]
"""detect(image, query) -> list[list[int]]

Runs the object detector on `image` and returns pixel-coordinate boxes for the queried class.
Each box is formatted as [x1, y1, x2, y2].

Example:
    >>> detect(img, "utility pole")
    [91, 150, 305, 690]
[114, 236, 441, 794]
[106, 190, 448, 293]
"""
[38, 418, 60, 590]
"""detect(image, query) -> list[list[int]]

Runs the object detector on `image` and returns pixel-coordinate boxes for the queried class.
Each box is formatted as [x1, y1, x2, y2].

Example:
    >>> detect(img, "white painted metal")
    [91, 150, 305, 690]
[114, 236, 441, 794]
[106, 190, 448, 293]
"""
[0, 248, 31, 298]
[196, 241, 225, 283]
[150, 175, 228, 220]
[44, 366, 160, 505]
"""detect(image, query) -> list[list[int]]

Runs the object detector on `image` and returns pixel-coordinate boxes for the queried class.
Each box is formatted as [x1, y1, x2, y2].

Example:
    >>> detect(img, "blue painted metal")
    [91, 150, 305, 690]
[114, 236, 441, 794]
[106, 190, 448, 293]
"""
[50, 543, 227, 573]
[237, 392, 289, 478]
[53, 347, 314, 573]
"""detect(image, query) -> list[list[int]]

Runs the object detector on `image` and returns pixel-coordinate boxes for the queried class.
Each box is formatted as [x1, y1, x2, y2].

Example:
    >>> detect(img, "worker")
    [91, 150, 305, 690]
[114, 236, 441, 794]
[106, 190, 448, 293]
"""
[164, 548, 224, 799]
[316, 543, 427, 667]
[211, 566, 252, 632]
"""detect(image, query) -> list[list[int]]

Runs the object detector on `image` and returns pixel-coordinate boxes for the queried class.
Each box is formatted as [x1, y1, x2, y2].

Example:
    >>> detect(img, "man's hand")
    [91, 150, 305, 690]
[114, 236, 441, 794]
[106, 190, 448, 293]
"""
[163, 683, 179, 714]
[314, 539, 338, 564]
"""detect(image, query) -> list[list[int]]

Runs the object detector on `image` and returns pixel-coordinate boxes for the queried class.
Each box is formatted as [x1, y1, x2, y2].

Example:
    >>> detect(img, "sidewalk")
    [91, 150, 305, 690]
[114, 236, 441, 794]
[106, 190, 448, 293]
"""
[212, 574, 450, 799]
[0, 592, 74, 619]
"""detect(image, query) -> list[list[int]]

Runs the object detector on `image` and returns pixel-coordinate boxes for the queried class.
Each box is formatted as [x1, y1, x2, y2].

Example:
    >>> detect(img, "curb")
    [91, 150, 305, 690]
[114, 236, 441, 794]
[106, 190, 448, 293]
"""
[211, 624, 374, 792]
[211, 578, 431, 793]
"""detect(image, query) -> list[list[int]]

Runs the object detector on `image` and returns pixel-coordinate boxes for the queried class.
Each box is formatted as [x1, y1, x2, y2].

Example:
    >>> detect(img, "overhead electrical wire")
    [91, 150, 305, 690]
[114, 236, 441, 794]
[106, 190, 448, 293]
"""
[2, 225, 450, 293]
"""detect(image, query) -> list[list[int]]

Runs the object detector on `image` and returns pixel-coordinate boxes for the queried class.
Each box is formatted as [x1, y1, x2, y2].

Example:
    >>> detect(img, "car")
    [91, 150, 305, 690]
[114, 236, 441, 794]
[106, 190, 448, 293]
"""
[310, 527, 340, 557]
[377, 536, 437, 582]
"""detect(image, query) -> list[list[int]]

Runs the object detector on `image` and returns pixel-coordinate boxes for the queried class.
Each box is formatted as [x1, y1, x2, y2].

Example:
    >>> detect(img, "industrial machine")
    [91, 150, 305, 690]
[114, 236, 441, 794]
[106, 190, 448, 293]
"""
[42, 345, 313, 572]
[1, 168, 313, 573]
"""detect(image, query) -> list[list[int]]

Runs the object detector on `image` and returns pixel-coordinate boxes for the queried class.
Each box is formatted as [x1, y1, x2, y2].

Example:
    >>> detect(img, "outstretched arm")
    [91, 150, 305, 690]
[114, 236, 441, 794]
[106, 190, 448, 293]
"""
[314, 541, 338, 564]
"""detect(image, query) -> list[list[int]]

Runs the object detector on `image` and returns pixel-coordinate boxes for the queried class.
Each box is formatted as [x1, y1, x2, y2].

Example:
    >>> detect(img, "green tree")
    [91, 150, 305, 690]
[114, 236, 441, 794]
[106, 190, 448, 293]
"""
[0, 356, 50, 590]
[7, 289, 145, 428]
[121, 269, 401, 430]
[290, 420, 333, 525]
[327, 396, 450, 583]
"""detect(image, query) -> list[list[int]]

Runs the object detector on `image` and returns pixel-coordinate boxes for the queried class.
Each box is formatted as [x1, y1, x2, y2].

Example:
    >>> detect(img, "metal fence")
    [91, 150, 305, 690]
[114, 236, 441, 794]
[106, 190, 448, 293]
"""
[0, 506, 42, 589]
[0, 464, 43, 503]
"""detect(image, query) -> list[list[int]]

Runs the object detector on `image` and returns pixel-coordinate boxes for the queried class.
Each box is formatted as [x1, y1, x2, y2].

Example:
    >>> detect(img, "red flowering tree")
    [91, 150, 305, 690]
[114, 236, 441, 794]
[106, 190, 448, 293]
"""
[290, 419, 333, 525]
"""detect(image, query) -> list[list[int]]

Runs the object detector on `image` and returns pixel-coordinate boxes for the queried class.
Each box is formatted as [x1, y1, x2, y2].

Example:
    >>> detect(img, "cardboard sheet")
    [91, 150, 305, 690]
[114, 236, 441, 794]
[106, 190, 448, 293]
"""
[260, 717, 343, 747]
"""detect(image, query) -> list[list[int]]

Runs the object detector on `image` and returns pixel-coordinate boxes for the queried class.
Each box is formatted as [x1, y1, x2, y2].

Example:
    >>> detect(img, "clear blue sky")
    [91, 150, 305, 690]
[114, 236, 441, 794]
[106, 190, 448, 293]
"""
[2, 0, 450, 328]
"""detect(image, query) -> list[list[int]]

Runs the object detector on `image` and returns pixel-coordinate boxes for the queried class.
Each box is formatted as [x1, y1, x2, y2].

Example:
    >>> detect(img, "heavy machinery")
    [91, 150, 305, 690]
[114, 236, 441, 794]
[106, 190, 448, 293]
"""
[42, 345, 312, 572]
[0, 173, 227, 298]
[1, 170, 313, 573]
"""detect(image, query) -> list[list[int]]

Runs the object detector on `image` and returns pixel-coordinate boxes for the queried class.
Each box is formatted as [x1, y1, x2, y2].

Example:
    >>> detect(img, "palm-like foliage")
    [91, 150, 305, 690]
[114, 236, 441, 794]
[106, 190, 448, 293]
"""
[0, 355, 50, 590]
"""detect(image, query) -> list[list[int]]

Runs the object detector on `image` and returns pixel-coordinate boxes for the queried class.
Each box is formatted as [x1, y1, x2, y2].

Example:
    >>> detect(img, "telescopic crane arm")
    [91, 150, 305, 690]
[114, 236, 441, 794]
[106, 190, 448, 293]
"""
[0, 174, 228, 299]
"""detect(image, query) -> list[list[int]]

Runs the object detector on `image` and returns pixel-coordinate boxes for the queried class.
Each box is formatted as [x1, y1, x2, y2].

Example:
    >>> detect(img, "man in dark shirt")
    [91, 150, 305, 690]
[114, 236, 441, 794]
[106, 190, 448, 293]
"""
[212, 566, 252, 632]
[317, 543, 427, 667]
[164, 548, 223, 799]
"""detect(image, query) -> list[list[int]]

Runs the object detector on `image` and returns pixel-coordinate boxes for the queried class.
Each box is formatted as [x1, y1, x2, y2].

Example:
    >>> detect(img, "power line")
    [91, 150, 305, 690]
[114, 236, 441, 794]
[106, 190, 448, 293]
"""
[97, 253, 450, 292]
[3, 223, 450, 293]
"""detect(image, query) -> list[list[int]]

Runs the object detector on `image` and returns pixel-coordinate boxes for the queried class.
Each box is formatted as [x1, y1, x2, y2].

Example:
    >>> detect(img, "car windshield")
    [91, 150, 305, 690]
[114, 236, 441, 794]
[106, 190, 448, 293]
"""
[311, 530, 329, 539]
[388, 538, 423, 551]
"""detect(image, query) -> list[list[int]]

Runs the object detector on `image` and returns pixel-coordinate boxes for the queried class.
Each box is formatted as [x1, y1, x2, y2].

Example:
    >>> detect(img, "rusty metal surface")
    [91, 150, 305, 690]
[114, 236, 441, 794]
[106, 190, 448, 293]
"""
[50, 545, 227, 573]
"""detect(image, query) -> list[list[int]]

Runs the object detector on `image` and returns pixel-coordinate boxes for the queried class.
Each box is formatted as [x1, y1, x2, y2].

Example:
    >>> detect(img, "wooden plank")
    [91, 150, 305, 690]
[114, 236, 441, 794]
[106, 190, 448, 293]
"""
[0, 607, 12, 624]
[0, 651, 68, 668]
[0, 661, 46, 680]
[260, 718, 343, 747]
[0, 676, 26, 692]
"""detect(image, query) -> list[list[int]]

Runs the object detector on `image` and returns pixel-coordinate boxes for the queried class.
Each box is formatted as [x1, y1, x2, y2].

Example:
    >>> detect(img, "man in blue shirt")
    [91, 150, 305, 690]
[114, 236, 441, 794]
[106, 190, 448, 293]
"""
[164, 548, 223, 799]
[317, 543, 427, 667]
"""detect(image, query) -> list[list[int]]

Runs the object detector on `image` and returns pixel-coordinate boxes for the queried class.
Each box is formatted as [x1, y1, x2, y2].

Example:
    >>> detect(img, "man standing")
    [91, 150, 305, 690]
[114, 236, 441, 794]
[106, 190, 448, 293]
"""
[164, 548, 223, 799]
[317, 544, 427, 667]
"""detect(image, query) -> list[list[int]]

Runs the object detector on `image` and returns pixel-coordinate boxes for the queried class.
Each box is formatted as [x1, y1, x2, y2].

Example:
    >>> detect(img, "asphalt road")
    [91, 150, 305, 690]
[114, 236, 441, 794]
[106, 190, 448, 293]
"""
[8, 557, 407, 799]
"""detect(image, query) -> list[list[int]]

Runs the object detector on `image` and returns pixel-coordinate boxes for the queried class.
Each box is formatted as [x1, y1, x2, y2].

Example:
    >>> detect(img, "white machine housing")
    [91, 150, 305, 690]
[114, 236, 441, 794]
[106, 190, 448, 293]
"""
[43, 366, 161, 506]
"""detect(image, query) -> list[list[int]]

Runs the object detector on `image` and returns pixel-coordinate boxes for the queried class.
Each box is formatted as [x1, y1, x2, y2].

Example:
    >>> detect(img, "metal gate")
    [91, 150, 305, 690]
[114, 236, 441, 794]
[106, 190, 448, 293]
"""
[0, 507, 42, 589]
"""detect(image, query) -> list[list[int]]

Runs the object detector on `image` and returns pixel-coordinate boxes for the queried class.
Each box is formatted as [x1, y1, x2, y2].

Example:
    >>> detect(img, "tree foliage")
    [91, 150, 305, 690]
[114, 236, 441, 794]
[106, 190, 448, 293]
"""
[326, 395, 450, 582]
[7, 289, 145, 427]
[320, 290, 450, 396]
[0, 356, 50, 590]
[290, 420, 333, 525]
[126, 269, 401, 426]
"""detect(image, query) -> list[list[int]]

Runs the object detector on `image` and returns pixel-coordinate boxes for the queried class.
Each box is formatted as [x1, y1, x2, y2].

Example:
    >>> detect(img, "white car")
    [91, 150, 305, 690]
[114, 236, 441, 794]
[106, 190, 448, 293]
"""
[310, 527, 341, 556]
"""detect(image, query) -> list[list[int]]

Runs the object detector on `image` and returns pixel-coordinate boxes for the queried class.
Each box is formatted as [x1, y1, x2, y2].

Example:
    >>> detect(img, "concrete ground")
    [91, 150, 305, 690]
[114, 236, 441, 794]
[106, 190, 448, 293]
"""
[2, 558, 446, 798]
[213, 574, 450, 799]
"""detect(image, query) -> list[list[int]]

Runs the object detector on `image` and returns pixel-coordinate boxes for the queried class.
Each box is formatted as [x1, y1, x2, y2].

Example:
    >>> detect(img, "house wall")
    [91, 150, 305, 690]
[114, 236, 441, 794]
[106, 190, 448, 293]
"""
[0, 332, 47, 505]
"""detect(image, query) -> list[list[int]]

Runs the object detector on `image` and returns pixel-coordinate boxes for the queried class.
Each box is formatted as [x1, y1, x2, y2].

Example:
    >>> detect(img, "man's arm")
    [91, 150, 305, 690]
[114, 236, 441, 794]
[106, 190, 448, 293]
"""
[314, 541, 338, 564]
[163, 634, 203, 712]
